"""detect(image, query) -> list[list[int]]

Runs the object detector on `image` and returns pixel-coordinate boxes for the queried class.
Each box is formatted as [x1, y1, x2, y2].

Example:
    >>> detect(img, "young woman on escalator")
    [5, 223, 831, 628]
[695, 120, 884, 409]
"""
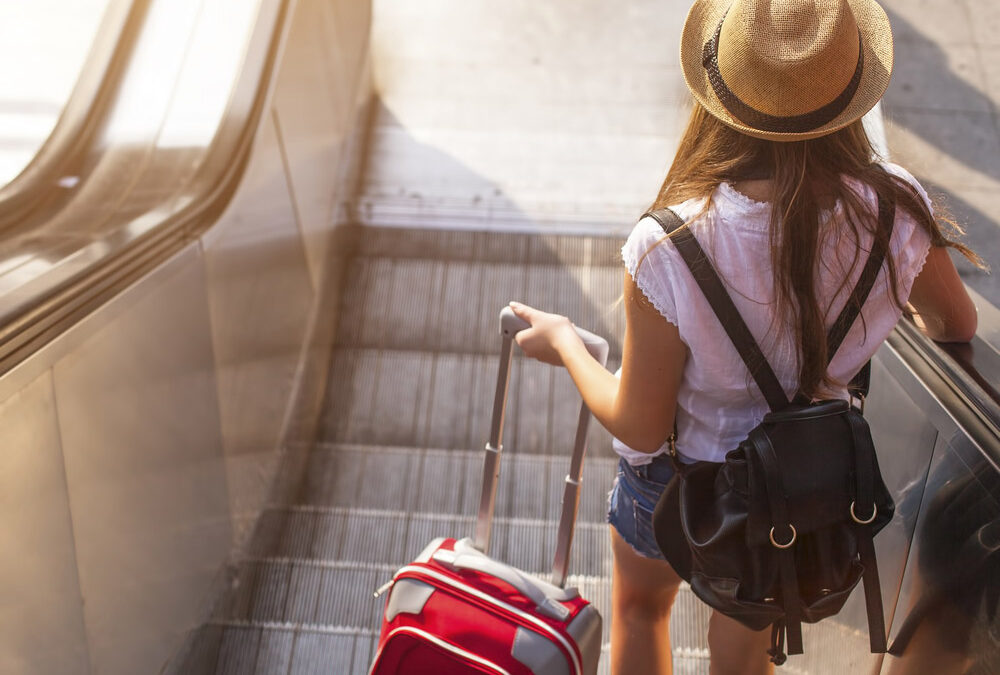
[509, 0, 982, 672]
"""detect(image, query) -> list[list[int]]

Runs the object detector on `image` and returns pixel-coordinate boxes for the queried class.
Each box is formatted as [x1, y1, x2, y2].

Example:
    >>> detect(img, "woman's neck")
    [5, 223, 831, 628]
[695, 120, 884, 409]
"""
[730, 179, 774, 203]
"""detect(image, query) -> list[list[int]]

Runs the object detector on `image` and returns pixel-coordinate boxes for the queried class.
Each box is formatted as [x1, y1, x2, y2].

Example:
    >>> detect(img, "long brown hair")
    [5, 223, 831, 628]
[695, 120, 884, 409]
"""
[650, 103, 982, 397]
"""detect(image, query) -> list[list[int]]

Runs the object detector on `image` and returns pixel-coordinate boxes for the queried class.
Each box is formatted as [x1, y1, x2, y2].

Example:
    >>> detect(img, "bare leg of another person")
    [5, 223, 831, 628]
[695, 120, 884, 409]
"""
[707, 610, 774, 675]
[609, 527, 682, 675]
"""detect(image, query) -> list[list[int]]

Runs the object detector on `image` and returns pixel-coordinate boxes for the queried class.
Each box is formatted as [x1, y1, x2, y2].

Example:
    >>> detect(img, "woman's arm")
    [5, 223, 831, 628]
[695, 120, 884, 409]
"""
[907, 246, 978, 343]
[510, 272, 687, 453]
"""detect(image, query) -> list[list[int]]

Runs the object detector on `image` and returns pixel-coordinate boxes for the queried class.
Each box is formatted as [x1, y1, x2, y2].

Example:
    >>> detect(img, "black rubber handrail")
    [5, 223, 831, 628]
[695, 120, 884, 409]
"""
[888, 309, 1000, 464]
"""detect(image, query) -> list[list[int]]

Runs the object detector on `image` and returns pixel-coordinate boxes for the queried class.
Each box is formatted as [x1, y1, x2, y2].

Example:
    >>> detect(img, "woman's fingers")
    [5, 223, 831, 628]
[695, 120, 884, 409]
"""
[508, 302, 538, 352]
[508, 300, 534, 323]
[507, 302, 579, 366]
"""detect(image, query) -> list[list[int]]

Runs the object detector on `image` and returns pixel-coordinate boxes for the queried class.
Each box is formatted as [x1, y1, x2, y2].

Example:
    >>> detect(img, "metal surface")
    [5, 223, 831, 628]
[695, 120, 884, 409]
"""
[3, 0, 997, 673]
[209, 222, 1000, 674]
[200, 444, 619, 674]
[199, 228, 638, 675]
[0, 0, 372, 670]
[0, 0, 135, 216]
[476, 308, 609, 583]
[0, 0, 292, 380]
[0, 371, 89, 675]
[54, 244, 231, 675]
[882, 434, 1000, 674]
[270, 0, 371, 290]
[552, 403, 594, 588]
[202, 113, 314, 541]
[897, 287, 1000, 460]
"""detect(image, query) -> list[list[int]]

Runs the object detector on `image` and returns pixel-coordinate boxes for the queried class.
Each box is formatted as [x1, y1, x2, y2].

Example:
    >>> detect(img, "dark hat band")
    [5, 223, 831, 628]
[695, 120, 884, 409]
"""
[702, 18, 865, 134]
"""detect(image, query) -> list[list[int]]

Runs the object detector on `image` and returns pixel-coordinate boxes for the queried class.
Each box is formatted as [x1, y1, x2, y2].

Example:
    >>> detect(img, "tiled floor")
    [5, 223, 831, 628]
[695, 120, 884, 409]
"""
[364, 0, 689, 236]
[365, 0, 1000, 306]
[880, 0, 1000, 305]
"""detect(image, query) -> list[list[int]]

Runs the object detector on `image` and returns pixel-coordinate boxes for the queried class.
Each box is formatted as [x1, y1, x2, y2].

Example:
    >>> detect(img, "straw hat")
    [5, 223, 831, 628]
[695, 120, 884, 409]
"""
[680, 0, 894, 141]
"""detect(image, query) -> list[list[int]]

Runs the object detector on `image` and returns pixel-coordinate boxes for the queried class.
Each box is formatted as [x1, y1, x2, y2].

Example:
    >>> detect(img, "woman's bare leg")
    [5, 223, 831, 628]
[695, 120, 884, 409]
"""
[610, 526, 683, 675]
[707, 610, 774, 675]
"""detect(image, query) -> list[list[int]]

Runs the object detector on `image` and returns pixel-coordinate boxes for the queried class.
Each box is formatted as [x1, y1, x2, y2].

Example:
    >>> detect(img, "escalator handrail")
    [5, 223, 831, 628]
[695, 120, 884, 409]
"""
[889, 289, 1000, 465]
[0, 0, 302, 376]
[0, 0, 145, 227]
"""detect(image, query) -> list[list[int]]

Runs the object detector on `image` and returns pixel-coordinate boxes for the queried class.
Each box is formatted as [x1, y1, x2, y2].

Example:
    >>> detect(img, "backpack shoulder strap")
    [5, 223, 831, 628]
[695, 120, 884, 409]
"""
[644, 208, 789, 411]
[646, 191, 895, 406]
[827, 194, 896, 399]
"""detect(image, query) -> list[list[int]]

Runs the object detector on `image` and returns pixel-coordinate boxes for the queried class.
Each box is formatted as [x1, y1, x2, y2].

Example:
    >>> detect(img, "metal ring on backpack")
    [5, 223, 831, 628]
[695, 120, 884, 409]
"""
[850, 501, 877, 525]
[769, 524, 797, 549]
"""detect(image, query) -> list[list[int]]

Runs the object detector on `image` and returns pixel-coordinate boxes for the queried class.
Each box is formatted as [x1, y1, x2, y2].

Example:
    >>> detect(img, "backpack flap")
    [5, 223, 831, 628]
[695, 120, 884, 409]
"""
[743, 401, 893, 549]
[744, 401, 855, 548]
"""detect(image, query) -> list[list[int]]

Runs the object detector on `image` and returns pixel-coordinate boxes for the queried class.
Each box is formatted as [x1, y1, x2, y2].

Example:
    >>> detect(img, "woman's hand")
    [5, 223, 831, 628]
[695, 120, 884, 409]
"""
[508, 301, 583, 367]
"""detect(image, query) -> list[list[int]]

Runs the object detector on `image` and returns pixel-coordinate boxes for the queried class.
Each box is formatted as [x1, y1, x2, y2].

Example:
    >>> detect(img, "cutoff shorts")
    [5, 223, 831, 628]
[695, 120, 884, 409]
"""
[606, 454, 676, 560]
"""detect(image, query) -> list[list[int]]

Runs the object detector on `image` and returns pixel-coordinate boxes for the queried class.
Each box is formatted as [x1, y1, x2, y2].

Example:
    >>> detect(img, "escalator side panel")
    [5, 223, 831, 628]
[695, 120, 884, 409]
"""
[0, 370, 89, 674]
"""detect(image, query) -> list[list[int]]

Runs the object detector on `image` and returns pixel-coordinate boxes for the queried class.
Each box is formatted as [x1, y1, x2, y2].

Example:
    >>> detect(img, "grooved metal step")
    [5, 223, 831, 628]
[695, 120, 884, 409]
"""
[168, 622, 378, 675]
[176, 576, 717, 675]
[173, 620, 722, 675]
[178, 442, 710, 675]
[294, 444, 619, 521]
[352, 226, 627, 268]
[174, 219, 649, 674]
[321, 349, 618, 456]
[336, 252, 626, 355]
[324, 227, 629, 460]
[216, 558, 613, 629]
[243, 506, 614, 576]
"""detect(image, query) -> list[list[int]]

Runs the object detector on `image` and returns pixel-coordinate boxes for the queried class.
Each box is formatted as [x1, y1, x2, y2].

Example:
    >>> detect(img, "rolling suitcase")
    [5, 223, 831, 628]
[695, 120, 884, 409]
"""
[369, 307, 609, 675]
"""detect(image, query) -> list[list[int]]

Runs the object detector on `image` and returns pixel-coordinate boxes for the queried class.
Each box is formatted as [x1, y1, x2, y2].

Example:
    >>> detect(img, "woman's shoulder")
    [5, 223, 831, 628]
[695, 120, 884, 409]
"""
[877, 160, 922, 187]
[874, 161, 934, 213]
[629, 197, 708, 239]
[624, 200, 700, 265]
[621, 198, 708, 325]
[844, 162, 934, 296]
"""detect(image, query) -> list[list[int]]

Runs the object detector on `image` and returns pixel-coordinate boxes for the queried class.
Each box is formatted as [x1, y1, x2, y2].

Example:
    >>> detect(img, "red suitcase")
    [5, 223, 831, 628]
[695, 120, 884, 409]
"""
[369, 307, 609, 675]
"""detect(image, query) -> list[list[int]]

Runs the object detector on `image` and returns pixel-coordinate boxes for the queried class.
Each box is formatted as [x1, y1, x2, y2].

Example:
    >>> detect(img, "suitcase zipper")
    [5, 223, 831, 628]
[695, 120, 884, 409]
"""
[370, 626, 513, 675]
[372, 578, 394, 599]
[393, 564, 583, 675]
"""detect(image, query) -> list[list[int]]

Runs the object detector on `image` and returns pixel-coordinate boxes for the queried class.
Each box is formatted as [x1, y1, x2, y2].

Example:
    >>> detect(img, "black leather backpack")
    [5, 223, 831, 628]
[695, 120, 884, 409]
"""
[646, 202, 896, 664]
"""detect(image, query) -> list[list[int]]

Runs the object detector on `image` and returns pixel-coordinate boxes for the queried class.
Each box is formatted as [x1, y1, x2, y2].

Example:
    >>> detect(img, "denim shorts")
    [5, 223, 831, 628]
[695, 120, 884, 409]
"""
[607, 454, 677, 560]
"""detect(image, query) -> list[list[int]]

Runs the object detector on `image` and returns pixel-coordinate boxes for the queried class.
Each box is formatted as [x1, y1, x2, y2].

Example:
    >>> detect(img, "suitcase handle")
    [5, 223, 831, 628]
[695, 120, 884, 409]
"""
[500, 307, 610, 364]
[474, 306, 610, 588]
[433, 538, 578, 621]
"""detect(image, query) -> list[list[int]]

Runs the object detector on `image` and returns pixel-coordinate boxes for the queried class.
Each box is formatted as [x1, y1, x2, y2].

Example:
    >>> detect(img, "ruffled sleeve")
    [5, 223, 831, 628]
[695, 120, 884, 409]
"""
[621, 216, 680, 326]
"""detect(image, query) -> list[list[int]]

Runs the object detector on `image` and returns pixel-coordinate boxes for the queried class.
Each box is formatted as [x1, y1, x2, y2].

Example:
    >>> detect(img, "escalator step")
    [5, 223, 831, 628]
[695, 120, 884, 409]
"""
[294, 445, 619, 527]
[245, 507, 611, 576]
[320, 349, 618, 456]
[335, 254, 626, 356]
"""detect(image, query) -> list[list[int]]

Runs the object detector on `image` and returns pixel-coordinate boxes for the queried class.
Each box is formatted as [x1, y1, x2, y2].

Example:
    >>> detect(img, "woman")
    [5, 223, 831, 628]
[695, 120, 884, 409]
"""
[509, 0, 982, 673]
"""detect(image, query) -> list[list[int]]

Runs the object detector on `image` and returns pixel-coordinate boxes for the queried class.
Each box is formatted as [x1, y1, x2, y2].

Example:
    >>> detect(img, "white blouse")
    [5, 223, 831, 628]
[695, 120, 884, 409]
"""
[615, 162, 933, 466]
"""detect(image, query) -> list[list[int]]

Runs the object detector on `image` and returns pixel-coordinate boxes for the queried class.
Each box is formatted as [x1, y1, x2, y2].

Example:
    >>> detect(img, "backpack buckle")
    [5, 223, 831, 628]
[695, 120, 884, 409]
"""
[850, 501, 877, 525]
[851, 392, 866, 414]
[769, 524, 797, 549]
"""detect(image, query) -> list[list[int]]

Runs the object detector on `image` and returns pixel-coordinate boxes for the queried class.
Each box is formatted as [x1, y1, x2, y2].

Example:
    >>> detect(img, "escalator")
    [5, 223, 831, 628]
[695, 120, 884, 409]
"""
[0, 1, 998, 674]
[174, 227, 633, 673]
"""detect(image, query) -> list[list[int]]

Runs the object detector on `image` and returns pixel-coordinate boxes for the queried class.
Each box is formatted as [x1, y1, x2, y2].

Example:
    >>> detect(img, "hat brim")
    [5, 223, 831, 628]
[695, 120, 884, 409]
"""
[680, 0, 894, 142]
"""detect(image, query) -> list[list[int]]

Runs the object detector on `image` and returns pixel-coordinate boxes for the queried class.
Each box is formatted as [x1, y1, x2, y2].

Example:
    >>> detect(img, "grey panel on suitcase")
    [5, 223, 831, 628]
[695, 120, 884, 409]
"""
[384, 578, 435, 622]
[512, 627, 570, 675]
[567, 605, 602, 675]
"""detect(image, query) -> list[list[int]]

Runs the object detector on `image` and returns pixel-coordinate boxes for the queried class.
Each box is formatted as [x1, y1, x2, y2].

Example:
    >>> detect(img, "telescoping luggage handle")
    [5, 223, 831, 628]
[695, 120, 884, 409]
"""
[474, 306, 610, 589]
